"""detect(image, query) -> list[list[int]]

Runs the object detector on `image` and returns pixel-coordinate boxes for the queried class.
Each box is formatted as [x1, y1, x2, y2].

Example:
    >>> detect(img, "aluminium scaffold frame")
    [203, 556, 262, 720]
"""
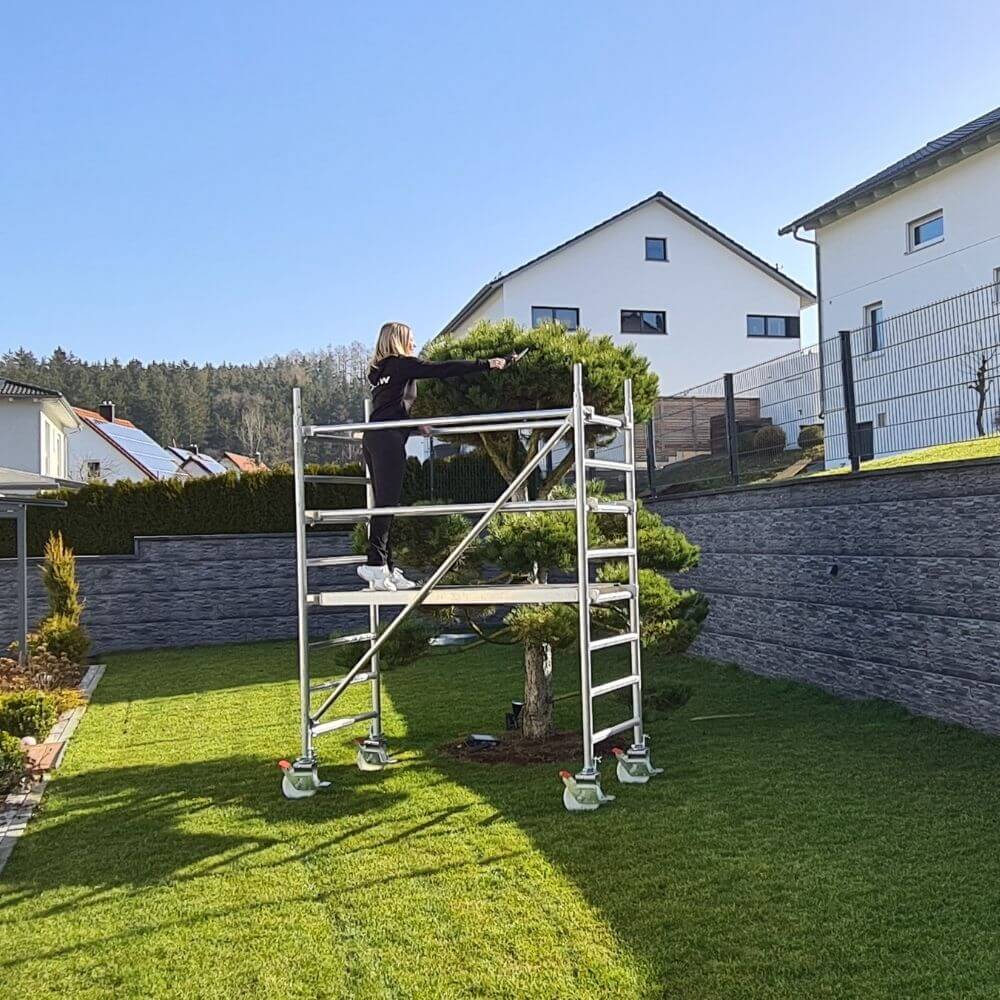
[280, 363, 661, 811]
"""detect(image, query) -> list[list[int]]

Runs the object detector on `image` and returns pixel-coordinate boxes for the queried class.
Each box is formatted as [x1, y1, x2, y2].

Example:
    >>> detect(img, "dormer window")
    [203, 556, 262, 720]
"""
[644, 237, 668, 261]
[907, 210, 943, 252]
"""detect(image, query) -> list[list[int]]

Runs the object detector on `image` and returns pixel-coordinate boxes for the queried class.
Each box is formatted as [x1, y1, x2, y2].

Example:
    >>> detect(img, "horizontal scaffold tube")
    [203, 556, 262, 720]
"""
[306, 498, 577, 523]
[305, 407, 573, 437]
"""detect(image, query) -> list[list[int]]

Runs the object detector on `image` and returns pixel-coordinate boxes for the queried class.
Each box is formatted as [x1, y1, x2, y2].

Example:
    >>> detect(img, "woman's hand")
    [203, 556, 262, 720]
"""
[488, 357, 507, 370]
[419, 424, 433, 437]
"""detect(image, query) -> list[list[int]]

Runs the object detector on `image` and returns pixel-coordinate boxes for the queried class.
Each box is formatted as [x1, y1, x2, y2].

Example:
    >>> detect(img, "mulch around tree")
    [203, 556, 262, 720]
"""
[439, 730, 623, 765]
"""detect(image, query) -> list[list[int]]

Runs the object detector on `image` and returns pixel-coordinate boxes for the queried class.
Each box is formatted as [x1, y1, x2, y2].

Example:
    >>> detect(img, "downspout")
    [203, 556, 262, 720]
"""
[791, 226, 825, 417]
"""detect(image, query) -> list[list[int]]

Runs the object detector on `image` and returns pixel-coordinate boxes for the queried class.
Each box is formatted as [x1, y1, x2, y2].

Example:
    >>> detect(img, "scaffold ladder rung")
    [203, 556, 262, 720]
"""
[589, 585, 636, 605]
[585, 458, 632, 472]
[310, 711, 378, 737]
[306, 555, 366, 567]
[308, 631, 376, 649]
[303, 475, 369, 485]
[588, 547, 635, 560]
[587, 500, 634, 514]
[591, 675, 640, 698]
[592, 717, 641, 746]
[589, 631, 639, 652]
[310, 670, 377, 693]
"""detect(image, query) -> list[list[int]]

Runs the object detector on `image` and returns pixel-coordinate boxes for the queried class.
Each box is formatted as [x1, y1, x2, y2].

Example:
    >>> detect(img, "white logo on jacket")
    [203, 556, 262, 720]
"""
[377, 376, 390, 386]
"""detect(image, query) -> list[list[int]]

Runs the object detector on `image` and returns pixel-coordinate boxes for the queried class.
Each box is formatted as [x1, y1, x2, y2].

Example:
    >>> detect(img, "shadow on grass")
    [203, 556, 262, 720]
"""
[0, 753, 405, 900]
[380, 649, 1000, 996]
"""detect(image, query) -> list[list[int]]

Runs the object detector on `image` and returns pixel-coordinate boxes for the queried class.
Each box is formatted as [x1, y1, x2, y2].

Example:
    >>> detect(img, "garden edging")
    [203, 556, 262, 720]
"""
[0, 663, 105, 875]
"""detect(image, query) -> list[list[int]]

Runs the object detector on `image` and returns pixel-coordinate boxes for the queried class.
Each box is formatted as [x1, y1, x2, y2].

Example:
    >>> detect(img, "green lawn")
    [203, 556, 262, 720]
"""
[815, 434, 1000, 476]
[649, 447, 816, 494]
[3, 642, 1000, 998]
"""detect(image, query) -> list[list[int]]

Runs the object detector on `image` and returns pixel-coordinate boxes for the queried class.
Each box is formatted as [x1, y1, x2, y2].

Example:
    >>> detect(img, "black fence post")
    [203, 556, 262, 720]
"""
[838, 330, 861, 472]
[723, 373, 740, 486]
[645, 417, 657, 497]
[428, 437, 436, 499]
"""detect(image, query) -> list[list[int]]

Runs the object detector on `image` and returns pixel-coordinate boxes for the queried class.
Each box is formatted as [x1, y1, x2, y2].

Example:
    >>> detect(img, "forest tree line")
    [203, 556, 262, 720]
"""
[1, 344, 372, 464]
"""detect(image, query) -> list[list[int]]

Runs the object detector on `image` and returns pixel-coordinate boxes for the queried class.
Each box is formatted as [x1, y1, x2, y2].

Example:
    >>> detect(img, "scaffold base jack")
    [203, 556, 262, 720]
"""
[612, 743, 664, 784]
[278, 757, 330, 800]
[356, 736, 398, 771]
[560, 769, 616, 812]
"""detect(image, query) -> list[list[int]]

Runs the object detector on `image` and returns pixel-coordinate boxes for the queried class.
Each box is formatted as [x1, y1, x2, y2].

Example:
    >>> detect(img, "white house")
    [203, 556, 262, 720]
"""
[781, 104, 1000, 467]
[0, 378, 79, 479]
[71, 402, 183, 483]
[439, 192, 816, 394]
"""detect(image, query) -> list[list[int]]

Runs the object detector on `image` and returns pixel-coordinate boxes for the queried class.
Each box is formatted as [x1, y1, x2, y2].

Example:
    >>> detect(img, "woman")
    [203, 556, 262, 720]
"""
[359, 321, 507, 591]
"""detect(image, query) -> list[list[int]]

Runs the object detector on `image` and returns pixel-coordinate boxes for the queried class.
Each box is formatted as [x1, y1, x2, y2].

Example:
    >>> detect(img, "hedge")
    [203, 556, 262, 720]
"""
[0, 452, 507, 557]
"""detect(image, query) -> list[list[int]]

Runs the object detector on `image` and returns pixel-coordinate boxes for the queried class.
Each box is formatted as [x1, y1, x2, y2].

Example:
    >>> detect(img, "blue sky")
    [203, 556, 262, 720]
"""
[3, 1, 1000, 364]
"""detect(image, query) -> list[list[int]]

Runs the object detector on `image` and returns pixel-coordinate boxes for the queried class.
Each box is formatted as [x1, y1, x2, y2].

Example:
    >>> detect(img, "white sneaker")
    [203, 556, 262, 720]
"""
[391, 567, 418, 590]
[357, 565, 397, 591]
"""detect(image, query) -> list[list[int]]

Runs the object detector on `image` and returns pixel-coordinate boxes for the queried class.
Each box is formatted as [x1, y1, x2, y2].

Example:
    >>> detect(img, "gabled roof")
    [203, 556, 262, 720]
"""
[222, 451, 267, 472]
[780, 104, 1000, 234]
[440, 191, 815, 336]
[78, 410, 179, 480]
[1, 377, 62, 398]
[169, 446, 228, 476]
[73, 405, 138, 429]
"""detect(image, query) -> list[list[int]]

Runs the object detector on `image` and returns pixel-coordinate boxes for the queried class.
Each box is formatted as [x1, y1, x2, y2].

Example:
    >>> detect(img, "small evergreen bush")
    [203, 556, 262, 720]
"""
[0, 690, 59, 740]
[752, 424, 787, 456]
[797, 424, 825, 449]
[0, 732, 26, 794]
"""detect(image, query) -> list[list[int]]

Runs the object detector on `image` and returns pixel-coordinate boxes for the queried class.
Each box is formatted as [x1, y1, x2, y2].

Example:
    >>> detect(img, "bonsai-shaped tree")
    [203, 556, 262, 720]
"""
[354, 320, 708, 739]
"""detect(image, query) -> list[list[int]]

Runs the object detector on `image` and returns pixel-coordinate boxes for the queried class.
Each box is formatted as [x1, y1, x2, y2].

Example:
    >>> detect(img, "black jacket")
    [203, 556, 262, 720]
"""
[367, 355, 489, 426]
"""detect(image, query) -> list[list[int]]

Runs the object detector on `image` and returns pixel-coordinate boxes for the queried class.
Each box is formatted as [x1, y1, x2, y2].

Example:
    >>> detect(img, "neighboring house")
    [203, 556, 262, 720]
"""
[71, 402, 183, 483]
[0, 378, 80, 479]
[167, 446, 228, 478]
[781, 104, 1000, 466]
[220, 451, 268, 474]
[439, 192, 816, 394]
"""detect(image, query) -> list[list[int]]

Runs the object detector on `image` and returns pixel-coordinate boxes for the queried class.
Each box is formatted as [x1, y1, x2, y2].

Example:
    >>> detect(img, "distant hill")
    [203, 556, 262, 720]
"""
[0, 344, 369, 465]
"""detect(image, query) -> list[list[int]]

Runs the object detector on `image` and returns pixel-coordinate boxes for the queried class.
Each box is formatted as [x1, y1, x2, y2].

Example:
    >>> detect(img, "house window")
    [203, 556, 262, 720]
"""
[907, 210, 944, 251]
[864, 301, 884, 351]
[621, 310, 666, 335]
[86, 461, 102, 480]
[746, 315, 800, 338]
[857, 421, 875, 462]
[644, 237, 668, 261]
[531, 306, 579, 329]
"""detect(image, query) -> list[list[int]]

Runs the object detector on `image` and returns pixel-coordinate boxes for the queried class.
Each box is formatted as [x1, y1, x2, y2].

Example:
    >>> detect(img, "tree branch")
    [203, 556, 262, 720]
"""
[538, 445, 576, 498]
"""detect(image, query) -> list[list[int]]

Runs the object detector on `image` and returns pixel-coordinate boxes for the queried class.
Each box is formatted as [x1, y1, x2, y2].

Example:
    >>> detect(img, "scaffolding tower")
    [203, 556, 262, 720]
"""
[281, 363, 661, 811]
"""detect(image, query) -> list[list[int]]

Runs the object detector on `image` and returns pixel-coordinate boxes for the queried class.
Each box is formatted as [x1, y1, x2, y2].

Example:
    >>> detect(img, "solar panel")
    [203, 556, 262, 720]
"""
[101, 422, 183, 480]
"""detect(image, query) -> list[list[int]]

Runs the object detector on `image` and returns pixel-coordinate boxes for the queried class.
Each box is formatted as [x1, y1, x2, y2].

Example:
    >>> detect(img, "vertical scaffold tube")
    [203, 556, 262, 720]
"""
[363, 397, 383, 740]
[623, 378, 644, 749]
[292, 387, 312, 762]
[572, 363, 595, 773]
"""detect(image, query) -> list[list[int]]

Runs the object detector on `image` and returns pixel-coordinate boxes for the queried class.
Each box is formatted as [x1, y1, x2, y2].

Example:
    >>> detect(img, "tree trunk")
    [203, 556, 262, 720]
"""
[522, 640, 554, 738]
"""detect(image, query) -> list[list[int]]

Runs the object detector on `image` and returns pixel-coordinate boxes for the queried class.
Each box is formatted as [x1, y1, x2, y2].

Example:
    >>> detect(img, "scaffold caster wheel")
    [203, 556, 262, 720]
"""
[612, 745, 664, 784]
[355, 738, 398, 772]
[278, 758, 327, 799]
[560, 770, 616, 812]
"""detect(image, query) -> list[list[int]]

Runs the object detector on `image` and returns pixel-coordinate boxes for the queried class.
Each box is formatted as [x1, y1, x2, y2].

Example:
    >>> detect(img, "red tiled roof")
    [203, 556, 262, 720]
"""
[222, 451, 268, 472]
[73, 406, 138, 429]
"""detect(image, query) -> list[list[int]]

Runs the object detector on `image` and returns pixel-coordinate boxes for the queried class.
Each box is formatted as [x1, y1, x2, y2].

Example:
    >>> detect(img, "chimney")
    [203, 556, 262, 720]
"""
[189, 444, 200, 455]
[254, 451, 262, 467]
[98, 400, 116, 422]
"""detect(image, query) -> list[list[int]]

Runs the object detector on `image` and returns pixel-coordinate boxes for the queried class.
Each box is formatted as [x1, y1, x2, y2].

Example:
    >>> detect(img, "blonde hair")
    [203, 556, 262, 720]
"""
[370, 322, 413, 370]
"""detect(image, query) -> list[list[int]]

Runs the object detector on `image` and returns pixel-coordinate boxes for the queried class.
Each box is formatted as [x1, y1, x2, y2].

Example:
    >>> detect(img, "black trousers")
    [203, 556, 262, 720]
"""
[362, 428, 407, 567]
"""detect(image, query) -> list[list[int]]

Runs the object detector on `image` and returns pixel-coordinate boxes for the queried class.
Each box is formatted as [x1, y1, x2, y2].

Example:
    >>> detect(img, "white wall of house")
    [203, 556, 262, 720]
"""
[446, 200, 812, 396]
[68, 425, 145, 483]
[0, 400, 72, 477]
[817, 144, 1000, 467]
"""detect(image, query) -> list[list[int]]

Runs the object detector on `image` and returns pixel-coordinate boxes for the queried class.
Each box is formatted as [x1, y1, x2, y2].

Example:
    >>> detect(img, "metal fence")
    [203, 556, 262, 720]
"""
[823, 281, 1000, 470]
[636, 280, 1000, 495]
